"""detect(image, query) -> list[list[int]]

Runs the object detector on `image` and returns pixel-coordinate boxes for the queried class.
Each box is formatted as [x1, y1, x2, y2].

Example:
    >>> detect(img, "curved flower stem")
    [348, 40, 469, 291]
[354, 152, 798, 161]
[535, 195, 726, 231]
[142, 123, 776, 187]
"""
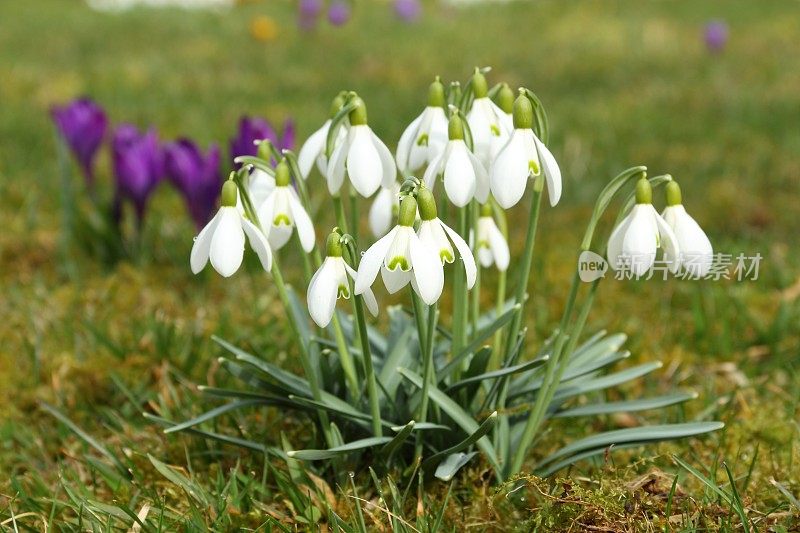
[333, 194, 349, 235]
[470, 200, 481, 335]
[349, 189, 359, 245]
[450, 206, 468, 376]
[490, 205, 509, 369]
[504, 176, 544, 361]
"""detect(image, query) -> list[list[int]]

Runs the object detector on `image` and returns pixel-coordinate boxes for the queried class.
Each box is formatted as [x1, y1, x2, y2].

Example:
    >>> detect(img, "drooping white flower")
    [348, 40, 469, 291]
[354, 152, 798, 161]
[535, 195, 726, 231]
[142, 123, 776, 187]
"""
[423, 114, 489, 207]
[355, 195, 444, 305]
[327, 97, 396, 197]
[247, 168, 275, 208]
[491, 93, 561, 209]
[661, 182, 713, 278]
[473, 207, 510, 271]
[307, 234, 378, 327]
[256, 161, 315, 252]
[415, 188, 477, 288]
[190, 180, 272, 277]
[607, 179, 680, 277]
[369, 182, 400, 238]
[466, 72, 512, 167]
[297, 93, 349, 179]
[396, 79, 449, 174]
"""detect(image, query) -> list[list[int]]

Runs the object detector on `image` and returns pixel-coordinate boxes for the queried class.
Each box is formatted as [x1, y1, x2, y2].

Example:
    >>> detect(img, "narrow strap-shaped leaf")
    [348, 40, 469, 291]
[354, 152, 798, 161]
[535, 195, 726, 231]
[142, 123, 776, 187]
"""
[550, 361, 663, 402]
[422, 412, 497, 470]
[398, 367, 501, 473]
[164, 399, 271, 434]
[288, 395, 391, 429]
[287, 437, 393, 461]
[553, 392, 697, 418]
[377, 326, 415, 398]
[380, 421, 415, 458]
[536, 422, 724, 470]
[448, 356, 548, 392]
[535, 442, 642, 477]
[232, 156, 275, 174]
[213, 336, 312, 395]
[509, 351, 630, 399]
[148, 454, 210, 506]
[434, 452, 478, 482]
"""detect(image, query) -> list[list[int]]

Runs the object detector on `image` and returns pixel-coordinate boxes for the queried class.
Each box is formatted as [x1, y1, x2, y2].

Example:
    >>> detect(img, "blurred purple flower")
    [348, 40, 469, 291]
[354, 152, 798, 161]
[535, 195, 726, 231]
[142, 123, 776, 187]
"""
[51, 97, 108, 186]
[394, 0, 420, 23]
[165, 139, 222, 229]
[328, 0, 350, 26]
[704, 20, 728, 53]
[298, 0, 323, 31]
[229, 116, 295, 164]
[112, 125, 164, 225]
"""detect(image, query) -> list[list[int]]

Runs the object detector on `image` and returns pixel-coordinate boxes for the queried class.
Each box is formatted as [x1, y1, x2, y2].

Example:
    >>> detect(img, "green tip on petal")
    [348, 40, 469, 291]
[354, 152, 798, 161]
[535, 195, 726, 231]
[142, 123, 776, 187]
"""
[398, 195, 418, 227]
[496, 83, 515, 114]
[665, 181, 682, 206]
[428, 78, 446, 108]
[472, 70, 488, 98]
[513, 92, 534, 129]
[448, 114, 465, 141]
[221, 180, 238, 207]
[635, 177, 653, 204]
[326, 232, 343, 257]
[275, 159, 291, 186]
[388, 256, 410, 271]
[348, 96, 368, 126]
[417, 187, 438, 221]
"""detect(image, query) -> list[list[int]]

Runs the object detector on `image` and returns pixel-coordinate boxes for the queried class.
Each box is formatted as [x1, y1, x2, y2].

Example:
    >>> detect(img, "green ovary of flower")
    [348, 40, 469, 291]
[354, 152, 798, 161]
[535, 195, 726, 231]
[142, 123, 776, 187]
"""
[387, 256, 410, 271]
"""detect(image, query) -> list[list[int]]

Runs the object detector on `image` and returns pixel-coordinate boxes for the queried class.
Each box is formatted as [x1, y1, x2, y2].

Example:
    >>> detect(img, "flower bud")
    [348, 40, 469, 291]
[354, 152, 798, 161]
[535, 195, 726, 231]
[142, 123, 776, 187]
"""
[635, 176, 652, 204]
[665, 180, 682, 206]
[448, 114, 465, 141]
[471, 70, 488, 98]
[428, 77, 446, 108]
[221, 179, 238, 207]
[496, 83, 514, 114]
[348, 96, 368, 126]
[275, 159, 291, 186]
[257, 139, 273, 161]
[326, 231, 343, 257]
[398, 195, 418, 226]
[417, 187, 438, 221]
[513, 92, 534, 130]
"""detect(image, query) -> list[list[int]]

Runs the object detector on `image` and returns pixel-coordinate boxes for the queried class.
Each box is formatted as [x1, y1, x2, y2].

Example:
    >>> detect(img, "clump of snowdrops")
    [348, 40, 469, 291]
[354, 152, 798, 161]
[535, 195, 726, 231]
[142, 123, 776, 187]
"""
[154, 68, 722, 482]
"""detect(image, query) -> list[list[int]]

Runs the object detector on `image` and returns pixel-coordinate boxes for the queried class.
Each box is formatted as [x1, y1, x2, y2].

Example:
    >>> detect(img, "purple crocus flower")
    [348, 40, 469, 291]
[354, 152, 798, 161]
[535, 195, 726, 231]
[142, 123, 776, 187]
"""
[164, 139, 222, 229]
[229, 116, 295, 164]
[298, 0, 323, 31]
[51, 98, 108, 186]
[328, 0, 351, 26]
[112, 124, 164, 225]
[704, 20, 728, 53]
[394, 0, 420, 23]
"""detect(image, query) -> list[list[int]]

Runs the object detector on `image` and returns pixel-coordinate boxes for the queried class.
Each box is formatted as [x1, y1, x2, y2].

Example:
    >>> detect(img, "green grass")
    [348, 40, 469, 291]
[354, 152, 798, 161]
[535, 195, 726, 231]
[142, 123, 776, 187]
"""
[1, 0, 799, 529]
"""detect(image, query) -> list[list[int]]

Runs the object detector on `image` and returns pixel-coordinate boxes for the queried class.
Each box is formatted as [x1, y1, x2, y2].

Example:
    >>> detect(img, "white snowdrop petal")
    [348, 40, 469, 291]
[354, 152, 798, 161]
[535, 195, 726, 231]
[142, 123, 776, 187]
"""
[326, 130, 350, 194]
[298, 120, 329, 179]
[621, 205, 658, 276]
[486, 219, 510, 271]
[666, 206, 713, 278]
[442, 220, 477, 288]
[345, 264, 379, 316]
[534, 134, 562, 207]
[467, 151, 490, 204]
[409, 232, 444, 305]
[444, 141, 476, 207]
[652, 206, 681, 274]
[369, 186, 396, 239]
[347, 126, 382, 197]
[371, 131, 398, 190]
[381, 265, 413, 293]
[490, 131, 529, 209]
[268, 225, 293, 250]
[248, 169, 276, 209]
[288, 190, 316, 252]
[209, 207, 245, 277]
[606, 210, 634, 271]
[307, 258, 339, 327]
[422, 149, 445, 190]
[190, 210, 221, 274]
[355, 227, 398, 295]
[240, 215, 273, 272]
[396, 112, 423, 172]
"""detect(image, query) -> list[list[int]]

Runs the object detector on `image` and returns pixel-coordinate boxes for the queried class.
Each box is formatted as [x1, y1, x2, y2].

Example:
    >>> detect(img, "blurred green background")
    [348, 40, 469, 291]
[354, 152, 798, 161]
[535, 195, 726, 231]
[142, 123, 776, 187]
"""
[1, 0, 798, 529]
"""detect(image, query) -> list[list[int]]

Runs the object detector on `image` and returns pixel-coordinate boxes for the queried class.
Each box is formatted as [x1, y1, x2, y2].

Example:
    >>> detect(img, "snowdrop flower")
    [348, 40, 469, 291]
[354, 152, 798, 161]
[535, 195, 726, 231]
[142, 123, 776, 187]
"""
[466, 70, 512, 167]
[257, 160, 315, 252]
[474, 203, 510, 271]
[606, 178, 680, 277]
[355, 195, 444, 305]
[307, 232, 378, 327]
[490, 83, 515, 162]
[246, 141, 278, 208]
[423, 114, 489, 207]
[661, 181, 713, 278]
[491, 92, 562, 209]
[416, 188, 476, 287]
[369, 182, 400, 238]
[395, 78, 448, 174]
[297, 92, 348, 179]
[328, 96, 396, 197]
[190, 180, 272, 277]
